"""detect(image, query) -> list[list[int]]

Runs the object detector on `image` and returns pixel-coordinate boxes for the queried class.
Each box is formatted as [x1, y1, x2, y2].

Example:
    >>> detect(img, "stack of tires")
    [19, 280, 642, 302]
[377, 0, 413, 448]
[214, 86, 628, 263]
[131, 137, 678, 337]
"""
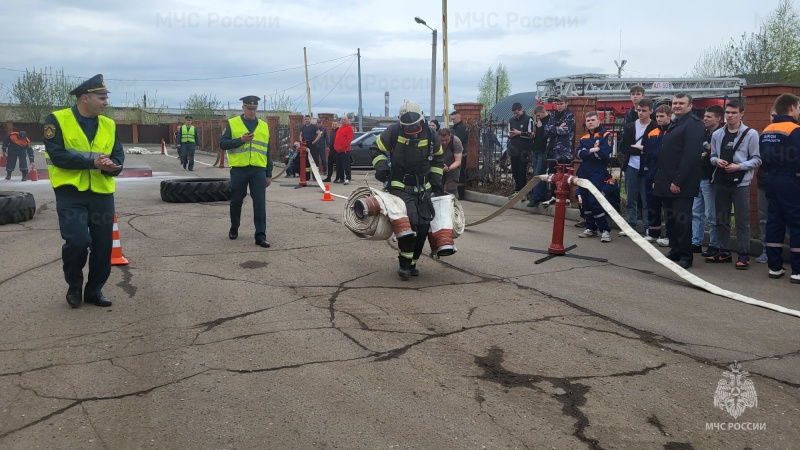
[0, 191, 35, 225]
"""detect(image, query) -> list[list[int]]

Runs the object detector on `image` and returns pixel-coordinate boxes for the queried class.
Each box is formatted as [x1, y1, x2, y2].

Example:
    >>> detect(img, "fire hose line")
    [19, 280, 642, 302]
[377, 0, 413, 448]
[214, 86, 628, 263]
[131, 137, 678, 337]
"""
[465, 176, 544, 227]
[572, 177, 800, 319]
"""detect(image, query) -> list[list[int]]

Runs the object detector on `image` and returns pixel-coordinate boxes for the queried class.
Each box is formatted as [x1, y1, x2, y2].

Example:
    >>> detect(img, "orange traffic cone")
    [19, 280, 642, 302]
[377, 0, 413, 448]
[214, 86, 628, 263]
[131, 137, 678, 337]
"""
[27, 165, 38, 181]
[111, 215, 129, 266]
[321, 184, 334, 202]
[0, 153, 6, 168]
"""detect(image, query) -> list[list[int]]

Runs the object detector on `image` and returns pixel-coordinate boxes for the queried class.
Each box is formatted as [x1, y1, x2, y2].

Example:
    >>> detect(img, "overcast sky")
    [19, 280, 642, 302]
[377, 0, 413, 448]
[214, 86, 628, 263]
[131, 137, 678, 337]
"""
[0, 0, 775, 118]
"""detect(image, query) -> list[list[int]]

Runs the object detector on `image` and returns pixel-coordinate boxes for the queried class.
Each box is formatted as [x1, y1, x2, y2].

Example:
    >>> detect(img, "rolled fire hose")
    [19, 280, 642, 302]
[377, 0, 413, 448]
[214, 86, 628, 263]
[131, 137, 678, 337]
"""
[343, 186, 410, 240]
[344, 187, 466, 243]
[574, 177, 800, 319]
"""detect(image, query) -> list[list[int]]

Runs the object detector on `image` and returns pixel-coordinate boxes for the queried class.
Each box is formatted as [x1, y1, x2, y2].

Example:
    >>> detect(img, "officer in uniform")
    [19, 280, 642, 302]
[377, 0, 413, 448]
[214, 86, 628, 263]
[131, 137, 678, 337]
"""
[176, 115, 199, 170]
[219, 95, 273, 248]
[371, 101, 445, 280]
[43, 74, 124, 308]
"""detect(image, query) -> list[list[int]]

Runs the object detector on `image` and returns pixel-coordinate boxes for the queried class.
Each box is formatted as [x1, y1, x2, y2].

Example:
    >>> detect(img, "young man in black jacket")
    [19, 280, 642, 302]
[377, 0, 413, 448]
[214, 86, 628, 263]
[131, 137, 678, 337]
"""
[527, 105, 550, 207]
[653, 93, 706, 268]
[507, 102, 534, 197]
[618, 98, 658, 236]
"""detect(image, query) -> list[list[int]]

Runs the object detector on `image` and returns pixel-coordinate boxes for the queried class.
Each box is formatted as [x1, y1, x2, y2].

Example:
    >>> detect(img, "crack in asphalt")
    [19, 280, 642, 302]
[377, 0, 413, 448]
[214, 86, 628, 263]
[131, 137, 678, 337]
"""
[648, 414, 669, 436]
[507, 280, 800, 389]
[472, 346, 665, 450]
[0, 257, 60, 288]
[1, 370, 212, 439]
[116, 265, 137, 298]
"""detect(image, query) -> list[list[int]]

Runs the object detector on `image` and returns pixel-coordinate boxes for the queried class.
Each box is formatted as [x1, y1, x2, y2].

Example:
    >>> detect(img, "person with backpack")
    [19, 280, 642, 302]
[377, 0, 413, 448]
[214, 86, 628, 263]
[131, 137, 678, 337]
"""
[706, 100, 761, 268]
[371, 101, 445, 280]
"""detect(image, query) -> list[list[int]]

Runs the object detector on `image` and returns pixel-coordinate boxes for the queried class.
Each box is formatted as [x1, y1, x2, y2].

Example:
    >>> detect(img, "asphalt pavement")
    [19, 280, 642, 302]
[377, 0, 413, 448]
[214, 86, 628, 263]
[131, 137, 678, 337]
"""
[0, 147, 798, 449]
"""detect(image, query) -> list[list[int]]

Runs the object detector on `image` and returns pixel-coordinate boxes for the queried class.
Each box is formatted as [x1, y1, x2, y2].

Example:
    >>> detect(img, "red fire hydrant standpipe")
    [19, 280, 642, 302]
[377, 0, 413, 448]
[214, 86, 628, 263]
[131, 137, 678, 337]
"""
[509, 164, 608, 265]
[548, 164, 574, 255]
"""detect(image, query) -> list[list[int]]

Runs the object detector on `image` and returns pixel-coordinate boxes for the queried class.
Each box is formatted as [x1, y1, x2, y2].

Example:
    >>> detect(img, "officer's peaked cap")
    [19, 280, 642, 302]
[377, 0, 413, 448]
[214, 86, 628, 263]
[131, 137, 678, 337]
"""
[70, 74, 109, 96]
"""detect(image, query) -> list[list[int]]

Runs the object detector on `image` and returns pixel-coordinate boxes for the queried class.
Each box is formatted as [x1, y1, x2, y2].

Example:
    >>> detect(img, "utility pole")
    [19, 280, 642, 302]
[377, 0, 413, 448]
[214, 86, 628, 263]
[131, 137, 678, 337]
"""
[304, 47, 312, 116]
[442, 0, 450, 126]
[357, 48, 363, 132]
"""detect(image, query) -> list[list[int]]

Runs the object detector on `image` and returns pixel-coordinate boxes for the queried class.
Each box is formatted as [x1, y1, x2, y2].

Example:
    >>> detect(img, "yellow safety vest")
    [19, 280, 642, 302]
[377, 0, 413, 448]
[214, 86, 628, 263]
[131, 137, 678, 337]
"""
[46, 108, 116, 194]
[227, 116, 269, 168]
[181, 125, 196, 143]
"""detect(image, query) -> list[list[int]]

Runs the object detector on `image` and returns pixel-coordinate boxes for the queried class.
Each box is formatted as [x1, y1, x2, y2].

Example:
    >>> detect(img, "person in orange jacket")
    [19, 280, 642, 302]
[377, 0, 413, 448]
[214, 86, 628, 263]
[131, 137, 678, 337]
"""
[2, 131, 34, 181]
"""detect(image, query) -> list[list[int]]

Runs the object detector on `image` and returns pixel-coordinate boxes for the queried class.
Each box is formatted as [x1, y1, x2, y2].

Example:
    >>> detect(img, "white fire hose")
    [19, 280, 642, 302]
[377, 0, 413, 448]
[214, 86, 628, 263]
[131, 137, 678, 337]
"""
[571, 177, 800, 318]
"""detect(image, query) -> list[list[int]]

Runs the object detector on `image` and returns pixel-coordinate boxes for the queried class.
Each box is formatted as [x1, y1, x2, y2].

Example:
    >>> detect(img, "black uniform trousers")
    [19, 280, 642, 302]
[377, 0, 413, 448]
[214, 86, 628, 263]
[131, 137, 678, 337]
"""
[54, 186, 115, 297]
[5, 148, 30, 174]
[180, 143, 196, 170]
[336, 151, 351, 182]
[230, 166, 267, 240]
[662, 196, 694, 262]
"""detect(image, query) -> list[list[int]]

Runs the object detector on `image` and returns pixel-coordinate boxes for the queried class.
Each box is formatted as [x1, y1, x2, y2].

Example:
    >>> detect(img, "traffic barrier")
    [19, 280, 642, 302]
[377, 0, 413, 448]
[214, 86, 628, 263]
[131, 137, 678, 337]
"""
[160, 138, 166, 155]
[111, 215, 129, 266]
[321, 184, 334, 201]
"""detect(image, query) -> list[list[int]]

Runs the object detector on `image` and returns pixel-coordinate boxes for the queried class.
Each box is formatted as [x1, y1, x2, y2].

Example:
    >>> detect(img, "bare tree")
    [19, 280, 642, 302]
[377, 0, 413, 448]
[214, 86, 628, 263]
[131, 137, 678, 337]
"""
[182, 93, 222, 120]
[11, 67, 76, 123]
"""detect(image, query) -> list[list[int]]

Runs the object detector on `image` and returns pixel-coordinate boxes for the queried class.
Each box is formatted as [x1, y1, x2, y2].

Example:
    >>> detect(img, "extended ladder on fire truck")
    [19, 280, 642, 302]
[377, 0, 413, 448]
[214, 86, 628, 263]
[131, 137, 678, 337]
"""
[536, 73, 746, 102]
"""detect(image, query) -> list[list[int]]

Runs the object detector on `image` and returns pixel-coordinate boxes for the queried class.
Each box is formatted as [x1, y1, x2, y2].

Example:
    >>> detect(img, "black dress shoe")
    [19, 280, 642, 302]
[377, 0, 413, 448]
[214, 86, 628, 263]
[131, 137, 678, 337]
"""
[255, 239, 271, 248]
[229, 229, 238, 240]
[701, 246, 718, 257]
[677, 259, 693, 269]
[526, 201, 540, 208]
[322, 178, 331, 183]
[664, 251, 680, 262]
[691, 244, 703, 254]
[84, 294, 112, 307]
[66, 288, 82, 308]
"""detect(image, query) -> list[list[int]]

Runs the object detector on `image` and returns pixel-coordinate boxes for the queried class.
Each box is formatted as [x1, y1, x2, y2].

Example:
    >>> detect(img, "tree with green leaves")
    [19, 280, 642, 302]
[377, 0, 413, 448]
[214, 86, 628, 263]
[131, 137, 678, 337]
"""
[691, 0, 800, 84]
[11, 67, 77, 123]
[477, 63, 512, 118]
[182, 93, 222, 120]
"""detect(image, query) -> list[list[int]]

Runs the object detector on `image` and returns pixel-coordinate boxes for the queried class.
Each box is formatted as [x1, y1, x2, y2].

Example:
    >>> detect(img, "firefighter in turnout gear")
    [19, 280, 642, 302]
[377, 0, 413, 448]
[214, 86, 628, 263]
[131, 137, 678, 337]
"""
[371, 101, 445, 280]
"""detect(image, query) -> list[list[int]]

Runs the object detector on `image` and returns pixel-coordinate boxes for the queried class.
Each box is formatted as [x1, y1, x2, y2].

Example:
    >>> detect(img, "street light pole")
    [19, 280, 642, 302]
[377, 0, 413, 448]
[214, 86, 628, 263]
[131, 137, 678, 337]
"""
[415, 17, 437, 122]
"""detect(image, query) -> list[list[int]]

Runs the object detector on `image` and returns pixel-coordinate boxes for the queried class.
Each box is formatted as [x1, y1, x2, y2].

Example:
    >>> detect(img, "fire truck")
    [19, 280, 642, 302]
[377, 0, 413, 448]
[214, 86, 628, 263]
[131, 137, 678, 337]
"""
[536, 73, 746, 122]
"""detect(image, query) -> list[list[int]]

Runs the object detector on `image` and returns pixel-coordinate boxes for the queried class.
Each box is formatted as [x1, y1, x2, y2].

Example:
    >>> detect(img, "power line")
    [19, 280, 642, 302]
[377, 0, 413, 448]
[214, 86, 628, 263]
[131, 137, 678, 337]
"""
[0, 54, 356, 83]
[312, 56, 357, 107]
[272, 55, 356, 96]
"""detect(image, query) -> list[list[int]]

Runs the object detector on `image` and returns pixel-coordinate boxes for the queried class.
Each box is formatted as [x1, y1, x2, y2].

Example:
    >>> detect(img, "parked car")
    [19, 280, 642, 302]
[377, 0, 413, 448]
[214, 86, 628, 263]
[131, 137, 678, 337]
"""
[349, 127, 386, 168]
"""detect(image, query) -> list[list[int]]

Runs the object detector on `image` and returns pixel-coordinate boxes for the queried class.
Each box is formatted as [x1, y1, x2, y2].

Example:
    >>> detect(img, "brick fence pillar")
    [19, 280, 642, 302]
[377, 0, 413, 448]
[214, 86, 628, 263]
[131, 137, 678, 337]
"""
[289, 114, 303, 148]
[453, 102, 484, 183]
[266, 115, 279, 160]
[131, 123, 139, 144]
[741, 83, 800, 231]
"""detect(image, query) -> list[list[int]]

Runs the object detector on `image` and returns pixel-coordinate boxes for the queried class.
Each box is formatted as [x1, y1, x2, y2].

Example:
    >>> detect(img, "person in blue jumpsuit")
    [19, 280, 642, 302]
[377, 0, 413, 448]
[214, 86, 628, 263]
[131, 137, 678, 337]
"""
[176, 115, 199, 171]
[575, 111, 613, 242]
[2, 130, 34, 180]
[641, 104, 672, 242]
[219, 95, 273, 248]
[760, 93, 800, 283]
[42, 74, 125, 308]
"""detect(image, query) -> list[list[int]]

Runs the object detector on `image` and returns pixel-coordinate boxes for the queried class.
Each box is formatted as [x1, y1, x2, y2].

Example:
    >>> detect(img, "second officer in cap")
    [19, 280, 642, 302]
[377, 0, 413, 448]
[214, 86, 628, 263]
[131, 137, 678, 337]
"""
[42, 74, 125, 308]
[219, 95, 273, 247]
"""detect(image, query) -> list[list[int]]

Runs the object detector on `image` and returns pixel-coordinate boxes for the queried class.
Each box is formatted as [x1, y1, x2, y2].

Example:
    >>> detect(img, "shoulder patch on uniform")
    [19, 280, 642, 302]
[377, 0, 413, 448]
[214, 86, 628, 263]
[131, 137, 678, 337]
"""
[44, 124, 56, 139]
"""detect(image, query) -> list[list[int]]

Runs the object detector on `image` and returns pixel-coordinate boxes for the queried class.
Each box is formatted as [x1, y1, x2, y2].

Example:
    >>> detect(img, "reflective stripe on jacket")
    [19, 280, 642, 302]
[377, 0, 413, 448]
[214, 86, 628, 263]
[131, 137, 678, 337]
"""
[181, 125, 196, 143]
[227, 116, 269, 168]
[46, 108, 116, 193]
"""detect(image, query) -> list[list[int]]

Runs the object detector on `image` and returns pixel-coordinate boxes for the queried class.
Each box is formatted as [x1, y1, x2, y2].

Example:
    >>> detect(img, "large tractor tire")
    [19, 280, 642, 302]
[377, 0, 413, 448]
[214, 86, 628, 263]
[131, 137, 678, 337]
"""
[160, 178, 231, 203]
[0, 191, 36, 225]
